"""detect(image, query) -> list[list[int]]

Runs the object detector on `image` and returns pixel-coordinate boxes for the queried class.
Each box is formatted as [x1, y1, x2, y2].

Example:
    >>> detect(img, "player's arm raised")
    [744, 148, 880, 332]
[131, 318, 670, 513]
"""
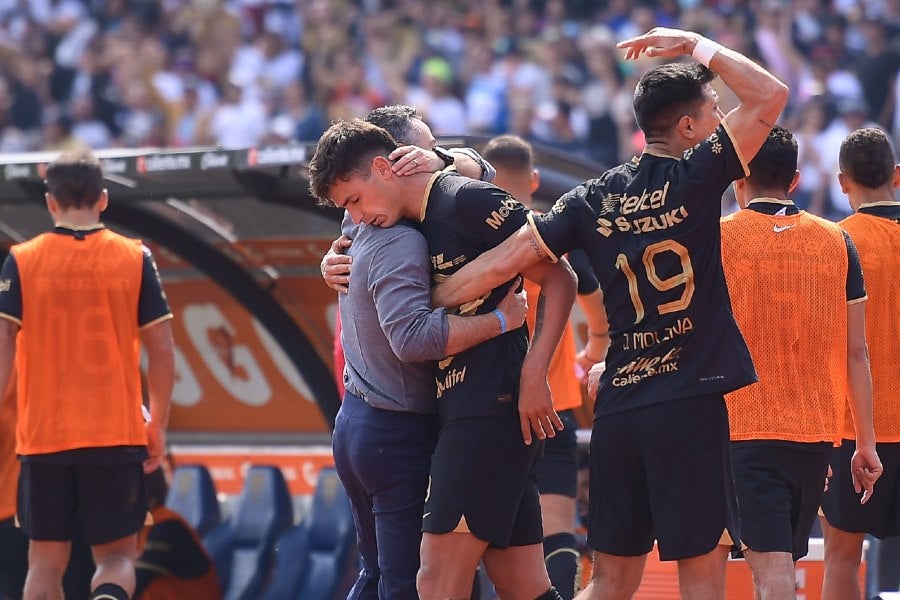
[617, 28, 789, 160]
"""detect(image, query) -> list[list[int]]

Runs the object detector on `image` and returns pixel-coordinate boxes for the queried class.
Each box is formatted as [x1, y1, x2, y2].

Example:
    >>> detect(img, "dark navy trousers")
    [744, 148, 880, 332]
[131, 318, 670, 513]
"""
[333, 390, 439, 600]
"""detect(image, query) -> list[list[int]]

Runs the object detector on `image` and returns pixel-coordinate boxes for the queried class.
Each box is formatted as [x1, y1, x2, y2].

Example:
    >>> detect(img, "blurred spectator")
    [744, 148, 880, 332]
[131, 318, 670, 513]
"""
[818, 97, 882, 219]
[0, 0, 894, 220]
[405, 56, 467, 134]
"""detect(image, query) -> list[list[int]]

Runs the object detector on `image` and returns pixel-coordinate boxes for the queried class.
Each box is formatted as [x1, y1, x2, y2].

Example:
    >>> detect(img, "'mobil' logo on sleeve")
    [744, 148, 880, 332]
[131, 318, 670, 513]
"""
[485, 195, 524, 230]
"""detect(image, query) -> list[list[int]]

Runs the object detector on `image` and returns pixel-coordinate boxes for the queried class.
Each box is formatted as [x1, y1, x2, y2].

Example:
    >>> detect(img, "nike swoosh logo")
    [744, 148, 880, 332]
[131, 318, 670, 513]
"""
[773, 224, 794, 233]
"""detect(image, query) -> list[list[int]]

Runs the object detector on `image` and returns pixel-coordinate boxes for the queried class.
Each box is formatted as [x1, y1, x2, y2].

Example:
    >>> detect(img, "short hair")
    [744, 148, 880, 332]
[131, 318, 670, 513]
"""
[365, 105, 422, 145]
[839, 127, 895, 190]
[44, 150, 104, 209]
[633, 62, 716, 139]
[746, 125, 797, 193]
[482, 134, 534, 174]
[308, 119, 399, 206]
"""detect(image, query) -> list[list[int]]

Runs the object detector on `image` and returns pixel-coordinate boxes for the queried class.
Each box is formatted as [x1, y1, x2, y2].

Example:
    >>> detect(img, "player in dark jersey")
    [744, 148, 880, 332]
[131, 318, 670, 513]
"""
[431, 27, 788, 599]
[821, 127, 900, 600]
[309, 119, 577, 600]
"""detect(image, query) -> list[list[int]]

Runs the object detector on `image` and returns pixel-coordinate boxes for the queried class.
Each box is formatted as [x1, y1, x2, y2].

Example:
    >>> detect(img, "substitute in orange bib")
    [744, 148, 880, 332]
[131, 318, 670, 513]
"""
[0, 150, 175, 600]
[721, 126, 881, 599]
[820, 127, 900, 600]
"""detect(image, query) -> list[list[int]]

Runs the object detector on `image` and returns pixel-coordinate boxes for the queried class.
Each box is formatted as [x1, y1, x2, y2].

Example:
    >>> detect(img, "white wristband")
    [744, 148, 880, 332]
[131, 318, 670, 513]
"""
[692, 38, 721, 67]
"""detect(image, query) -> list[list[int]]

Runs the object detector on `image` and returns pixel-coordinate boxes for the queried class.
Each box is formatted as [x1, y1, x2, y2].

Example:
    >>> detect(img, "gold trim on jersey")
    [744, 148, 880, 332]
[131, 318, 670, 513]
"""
[720, 120, 750, 177]
[139, 313, 174, 330]
[0, 312, 21, 327]
[417, 172, 442, 222]
[747, 197, 796, 207]
[53, 222, 105, 231]
[526, 213, 559, 263]
[858, 200, 900, 209]
[847, 295, 868, 305]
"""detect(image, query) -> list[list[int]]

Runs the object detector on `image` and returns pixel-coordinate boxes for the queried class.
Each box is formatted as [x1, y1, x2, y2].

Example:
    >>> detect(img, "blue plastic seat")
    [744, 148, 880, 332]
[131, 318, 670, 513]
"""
[259, 467, 358, 600]
[165, 464, 221, 538]
[204, 465, 295, 600]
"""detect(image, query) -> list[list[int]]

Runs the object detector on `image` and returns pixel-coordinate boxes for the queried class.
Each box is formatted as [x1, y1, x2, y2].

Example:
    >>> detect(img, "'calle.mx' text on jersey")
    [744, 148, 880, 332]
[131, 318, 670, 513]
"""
[417, 172, 529, 421]
[531, 123, 757, 416]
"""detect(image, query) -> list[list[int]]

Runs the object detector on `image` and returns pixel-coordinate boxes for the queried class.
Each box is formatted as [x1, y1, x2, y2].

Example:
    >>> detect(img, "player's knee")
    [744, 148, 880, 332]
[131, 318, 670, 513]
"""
[416, 562, 438, 599]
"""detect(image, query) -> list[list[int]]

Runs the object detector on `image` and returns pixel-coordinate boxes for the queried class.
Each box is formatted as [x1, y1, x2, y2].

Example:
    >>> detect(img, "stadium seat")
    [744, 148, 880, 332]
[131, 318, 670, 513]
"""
[259, 467, 358, 600]
[866, 535, 900, 598]
[165, 464, 221, 538]
[204, 464, 295, 600]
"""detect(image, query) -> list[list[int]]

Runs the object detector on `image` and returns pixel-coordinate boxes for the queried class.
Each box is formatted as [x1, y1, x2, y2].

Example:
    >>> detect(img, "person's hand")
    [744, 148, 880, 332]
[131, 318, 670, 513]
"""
[518, 366, 564, 445]
[575, 349, 605, 386]
[824, 465, 832, 492]
[850, 445, 882, 504]
[495, 277, 527, 332]
[617, 27, 702, 61]
[587, 361, 606, 399]
[144, 423, 166, 474]
[389, 146, 443, 177]
[321, 235, 353, 293]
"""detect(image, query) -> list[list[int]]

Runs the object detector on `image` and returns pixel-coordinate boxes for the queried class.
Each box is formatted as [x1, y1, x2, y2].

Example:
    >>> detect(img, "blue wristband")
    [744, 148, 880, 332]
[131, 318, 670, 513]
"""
[492, 309, 507, 334]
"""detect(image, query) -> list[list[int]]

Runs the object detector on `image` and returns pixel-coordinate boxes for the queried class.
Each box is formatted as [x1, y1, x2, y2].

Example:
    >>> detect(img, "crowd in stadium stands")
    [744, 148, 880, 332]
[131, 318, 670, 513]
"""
[0, 0, 897, 219]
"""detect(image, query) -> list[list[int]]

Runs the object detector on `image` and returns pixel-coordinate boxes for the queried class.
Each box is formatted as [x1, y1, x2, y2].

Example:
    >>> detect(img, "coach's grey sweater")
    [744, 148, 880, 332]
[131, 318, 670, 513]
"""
[339, 216, 448, 414]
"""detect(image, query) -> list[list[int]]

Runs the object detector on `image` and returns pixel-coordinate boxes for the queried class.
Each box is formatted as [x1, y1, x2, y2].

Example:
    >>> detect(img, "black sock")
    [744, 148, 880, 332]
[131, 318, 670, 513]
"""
[91, 583, 129, 600]
[535, 585, 564, 600]
[543, 532, 579, 600]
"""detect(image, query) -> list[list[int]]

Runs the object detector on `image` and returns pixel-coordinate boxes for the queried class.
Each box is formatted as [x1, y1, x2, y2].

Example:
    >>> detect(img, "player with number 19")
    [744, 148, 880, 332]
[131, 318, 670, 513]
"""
[431, 27, 788, 599]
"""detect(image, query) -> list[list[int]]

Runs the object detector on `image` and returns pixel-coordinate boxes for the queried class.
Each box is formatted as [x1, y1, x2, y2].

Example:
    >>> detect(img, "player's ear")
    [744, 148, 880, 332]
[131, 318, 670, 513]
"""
[787, 171, 800, 195]
[892, 164, 900, 189]
[372, 155, 392, 179]
[529, 169, 540, 194]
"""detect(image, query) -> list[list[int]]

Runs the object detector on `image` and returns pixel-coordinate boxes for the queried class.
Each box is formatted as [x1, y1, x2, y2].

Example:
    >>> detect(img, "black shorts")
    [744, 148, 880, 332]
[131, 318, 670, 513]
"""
[17, 462, 148, 545]
[588, 394, 740, 561]
[536, 409, 578, 498]
[0, 517, 27, 599]
[731, 441, 832, 560]
[423, 414, 543, 548]
[821, 440, 900, 539]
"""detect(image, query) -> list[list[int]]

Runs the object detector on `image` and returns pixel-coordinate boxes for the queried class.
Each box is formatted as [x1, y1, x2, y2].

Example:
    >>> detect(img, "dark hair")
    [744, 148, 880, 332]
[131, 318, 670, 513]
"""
[633, 62, 716, 139]
[44, 150, 104, 209]
[308, 119, 399, 206]
[839, 127, 895, 190]
[746, 125, 797, 192]
[365, 105, 422, 145]
[482, 134, 534, 174]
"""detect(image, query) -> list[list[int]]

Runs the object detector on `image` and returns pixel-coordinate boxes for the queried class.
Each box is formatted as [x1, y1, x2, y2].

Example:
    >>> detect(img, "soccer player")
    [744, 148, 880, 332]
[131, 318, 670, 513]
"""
[820, 127, 900, 600]
[720, 125, 881, 599]
[322, 105, 510, 599]
[430, 27, 789, 599]
[483, 134, 609, 600]
[0, 150, 175, 600]
[309, 119, 576, 600]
